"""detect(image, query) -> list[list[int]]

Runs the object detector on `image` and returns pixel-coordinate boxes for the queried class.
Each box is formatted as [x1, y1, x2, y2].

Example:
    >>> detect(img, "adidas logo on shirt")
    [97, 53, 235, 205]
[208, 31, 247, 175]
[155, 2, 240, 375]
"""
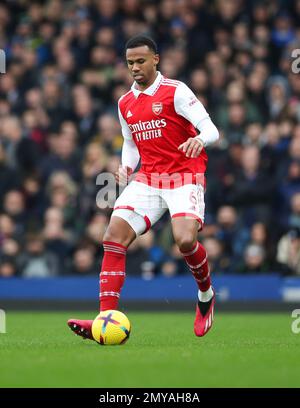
[127, 110, 133, 118]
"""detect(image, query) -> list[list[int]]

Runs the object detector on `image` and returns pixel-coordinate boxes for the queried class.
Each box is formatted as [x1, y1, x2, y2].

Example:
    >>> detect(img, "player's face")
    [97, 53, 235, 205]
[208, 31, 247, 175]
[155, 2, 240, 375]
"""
[126, 46, 159, 89]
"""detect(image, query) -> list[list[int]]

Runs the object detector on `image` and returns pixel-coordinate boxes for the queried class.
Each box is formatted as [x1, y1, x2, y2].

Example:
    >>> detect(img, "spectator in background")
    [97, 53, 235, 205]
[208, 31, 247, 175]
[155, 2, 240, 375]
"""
[202, 236, 232, 274]
[138, 230, 165, 277]
[39, 122, 81, 182]
[249, 222, 275, 262]
[277, 228, 300, 275]
[2, 190, 27, 235]
[43, 206, 73, 265]
[68, 241, 98, 276]
[85, 212, 109, 249]
[0, 142, 20, 203]
[271, 11, 296, 57]
[95, 113, 123, 155]
[41, 77, 70, 132]
[287, 192, 300, 230]
[161, 243, 189, 278]
[238, 243, 270, 273]
[246, 68, 269, 119]
[216, 81, 261, 143]
[72, 90, 99, 146]
[22, 109, 47, 152]
[0, 255, 17, 278]
[227, 145, 275, 226]
[126, 238, 155, 280]
[266, 76, 290, 120]
[43, 172, 78, 244]
[0, 213, 21, 261]
[0, 213, 17, 244]
[78, 142, 108, 222]
[243, 122, 264, 147]
[0, 116, 40, 173]
[277, 161, 300, 232]
[277, 133, 300, 207]
[0, 72, 22, 112]
[216, 205, 249, 263]
[18, 232, 60, 277]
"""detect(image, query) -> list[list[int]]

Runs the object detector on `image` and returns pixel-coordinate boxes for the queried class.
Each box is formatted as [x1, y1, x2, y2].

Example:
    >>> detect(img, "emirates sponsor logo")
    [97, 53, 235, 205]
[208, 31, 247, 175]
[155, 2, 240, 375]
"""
[128, 118, 167, 142]
[152, 102, 163, 115]
[128, 119, 167, 132]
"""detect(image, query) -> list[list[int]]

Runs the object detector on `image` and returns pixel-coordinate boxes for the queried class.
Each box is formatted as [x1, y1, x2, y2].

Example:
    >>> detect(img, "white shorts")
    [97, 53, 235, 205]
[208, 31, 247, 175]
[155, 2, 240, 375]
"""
[112, 181, 205, 236]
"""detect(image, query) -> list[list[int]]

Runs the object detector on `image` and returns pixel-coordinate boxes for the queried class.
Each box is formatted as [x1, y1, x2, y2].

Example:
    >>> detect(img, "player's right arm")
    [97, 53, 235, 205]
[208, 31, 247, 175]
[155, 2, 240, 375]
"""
[116, 102, 140, 185]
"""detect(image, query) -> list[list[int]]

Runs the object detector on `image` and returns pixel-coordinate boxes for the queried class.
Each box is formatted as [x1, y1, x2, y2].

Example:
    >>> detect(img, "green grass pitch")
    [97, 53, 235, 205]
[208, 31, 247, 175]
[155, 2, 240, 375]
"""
[0, 311, 299, 388]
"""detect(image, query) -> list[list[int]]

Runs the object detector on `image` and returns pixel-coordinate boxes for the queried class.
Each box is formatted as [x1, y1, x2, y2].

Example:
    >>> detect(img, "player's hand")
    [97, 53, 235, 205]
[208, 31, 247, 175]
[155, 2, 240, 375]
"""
[178, 138, 204, 158]
[115, 166, 133, 186]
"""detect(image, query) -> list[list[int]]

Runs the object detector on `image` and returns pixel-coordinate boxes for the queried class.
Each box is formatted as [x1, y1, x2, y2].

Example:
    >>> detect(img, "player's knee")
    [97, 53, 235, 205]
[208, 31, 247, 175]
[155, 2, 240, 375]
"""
[103, 223, 134, 248]
[175, 234, 197, 253]
[103, 228, 126, 247]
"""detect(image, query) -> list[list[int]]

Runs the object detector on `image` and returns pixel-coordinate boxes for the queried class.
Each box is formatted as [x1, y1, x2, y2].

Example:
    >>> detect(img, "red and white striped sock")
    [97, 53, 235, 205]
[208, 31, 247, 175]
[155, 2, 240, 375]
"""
[181, 241, 211, 293]
[99, 241, 127, 311]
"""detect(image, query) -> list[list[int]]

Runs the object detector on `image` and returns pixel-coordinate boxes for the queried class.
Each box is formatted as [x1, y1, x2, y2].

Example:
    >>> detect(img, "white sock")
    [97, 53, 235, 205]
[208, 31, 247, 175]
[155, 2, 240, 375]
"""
[198, 286, 213, 302]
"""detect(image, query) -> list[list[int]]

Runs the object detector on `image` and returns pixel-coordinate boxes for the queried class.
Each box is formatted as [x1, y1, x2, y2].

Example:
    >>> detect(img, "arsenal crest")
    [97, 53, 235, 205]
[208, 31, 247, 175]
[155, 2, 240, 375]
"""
[152, 102, 163, 115]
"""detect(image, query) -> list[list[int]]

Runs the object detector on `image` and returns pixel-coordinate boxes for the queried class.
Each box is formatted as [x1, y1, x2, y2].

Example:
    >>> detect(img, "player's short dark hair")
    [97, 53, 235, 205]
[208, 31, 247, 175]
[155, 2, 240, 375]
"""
[125, 35, 158, 54]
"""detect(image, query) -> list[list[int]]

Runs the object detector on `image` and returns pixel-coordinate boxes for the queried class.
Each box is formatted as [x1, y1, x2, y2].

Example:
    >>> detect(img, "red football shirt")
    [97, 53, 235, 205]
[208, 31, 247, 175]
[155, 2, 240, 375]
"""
[118, 72, 210, 188]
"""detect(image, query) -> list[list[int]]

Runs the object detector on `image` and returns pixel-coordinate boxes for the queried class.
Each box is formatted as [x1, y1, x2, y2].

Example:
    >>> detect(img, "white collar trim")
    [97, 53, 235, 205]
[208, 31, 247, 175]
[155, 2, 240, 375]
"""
[131, 72, 162, 97]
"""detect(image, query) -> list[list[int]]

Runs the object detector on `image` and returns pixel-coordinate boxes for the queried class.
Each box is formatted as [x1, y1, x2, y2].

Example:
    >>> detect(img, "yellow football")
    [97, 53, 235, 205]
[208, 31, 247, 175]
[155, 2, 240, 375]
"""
[92, 310, 131, 345]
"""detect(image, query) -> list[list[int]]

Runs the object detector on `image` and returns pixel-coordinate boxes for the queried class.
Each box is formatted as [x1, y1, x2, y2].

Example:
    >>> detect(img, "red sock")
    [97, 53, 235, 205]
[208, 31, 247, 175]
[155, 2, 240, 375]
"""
[99, 241, 127, 311]
[181, 242, 211, 292]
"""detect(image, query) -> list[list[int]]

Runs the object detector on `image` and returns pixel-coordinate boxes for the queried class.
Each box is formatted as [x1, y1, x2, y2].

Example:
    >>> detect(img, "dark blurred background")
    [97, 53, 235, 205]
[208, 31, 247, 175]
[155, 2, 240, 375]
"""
[1, 0, 300, 283]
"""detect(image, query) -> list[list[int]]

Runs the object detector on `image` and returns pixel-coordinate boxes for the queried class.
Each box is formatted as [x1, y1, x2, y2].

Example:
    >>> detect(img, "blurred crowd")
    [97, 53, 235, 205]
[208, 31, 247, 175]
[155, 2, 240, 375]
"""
[1, 0, 300, 279]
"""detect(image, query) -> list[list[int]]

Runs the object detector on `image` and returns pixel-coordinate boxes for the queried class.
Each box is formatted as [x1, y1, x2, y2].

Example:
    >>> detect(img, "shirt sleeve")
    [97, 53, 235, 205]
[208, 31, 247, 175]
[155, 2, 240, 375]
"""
[174, 82, 219, 147]
[174, 82, 209, 127]
[118, 102, 132, 140]
[194, 117, 219, 147]
[122, 139, 140, 171]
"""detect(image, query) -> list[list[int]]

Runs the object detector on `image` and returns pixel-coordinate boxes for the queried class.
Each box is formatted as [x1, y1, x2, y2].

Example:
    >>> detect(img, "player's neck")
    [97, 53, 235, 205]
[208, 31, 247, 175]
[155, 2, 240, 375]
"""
[136, 71, 158, 92]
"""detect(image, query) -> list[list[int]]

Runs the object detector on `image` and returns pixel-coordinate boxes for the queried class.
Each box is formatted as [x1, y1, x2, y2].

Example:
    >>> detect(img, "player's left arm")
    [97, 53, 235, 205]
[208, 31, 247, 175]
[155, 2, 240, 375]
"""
[175, 82, 219, 158]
